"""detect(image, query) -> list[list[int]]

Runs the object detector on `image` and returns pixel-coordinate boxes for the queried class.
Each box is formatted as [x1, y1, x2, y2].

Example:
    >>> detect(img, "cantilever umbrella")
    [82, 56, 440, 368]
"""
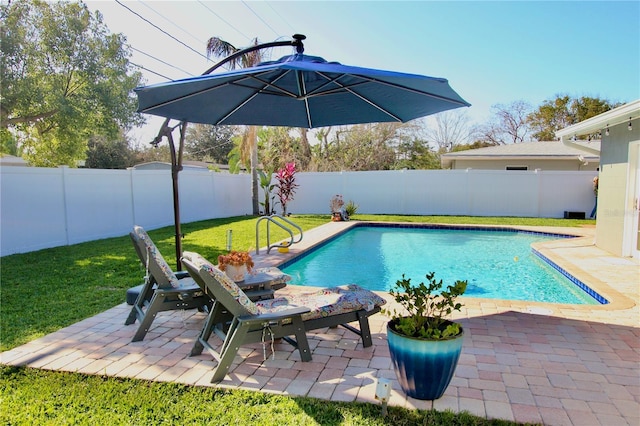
[134, 37, 470, 267]
[136, 53, 470, 128]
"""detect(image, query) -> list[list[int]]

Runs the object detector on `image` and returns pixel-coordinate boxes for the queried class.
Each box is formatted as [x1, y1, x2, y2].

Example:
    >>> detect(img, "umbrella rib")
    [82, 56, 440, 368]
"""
[138, 70, 292, 114]
[242, 72, 304, 99]
[304, 72, 470, 122]
[305, 71, 470, 107]
[295, 70, 313, 128]
[320, 76, 403, 122]
[365, 75, 470, 106]
[215, 71, 296, 125]
[138, 79, 253, 114]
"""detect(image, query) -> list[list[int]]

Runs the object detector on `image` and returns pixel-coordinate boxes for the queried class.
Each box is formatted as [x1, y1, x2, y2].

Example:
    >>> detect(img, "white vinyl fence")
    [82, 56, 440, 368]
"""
[1, 166, 597, 256]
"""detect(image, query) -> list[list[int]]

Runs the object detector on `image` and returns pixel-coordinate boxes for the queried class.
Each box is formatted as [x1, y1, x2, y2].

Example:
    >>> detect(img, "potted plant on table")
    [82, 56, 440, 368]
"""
[384, 272, 467, 400]
[217, 251, 254, 282]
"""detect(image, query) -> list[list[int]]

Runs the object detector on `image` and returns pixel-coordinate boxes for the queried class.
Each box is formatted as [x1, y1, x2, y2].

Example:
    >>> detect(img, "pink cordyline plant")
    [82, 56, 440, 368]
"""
[275, 162, 298, 216]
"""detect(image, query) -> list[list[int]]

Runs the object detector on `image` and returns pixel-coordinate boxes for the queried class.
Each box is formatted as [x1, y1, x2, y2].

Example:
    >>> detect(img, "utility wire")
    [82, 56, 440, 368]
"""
[196, 0, 251, 42]
[115, 0, 209, 61]
[136, 0, 206, 48]
[241, 0, 280, 38]
[186, 138, 236, 156]
[130, 62, 173, 81]
[130, 46, 194, 77]
[265, 1, 296, 34]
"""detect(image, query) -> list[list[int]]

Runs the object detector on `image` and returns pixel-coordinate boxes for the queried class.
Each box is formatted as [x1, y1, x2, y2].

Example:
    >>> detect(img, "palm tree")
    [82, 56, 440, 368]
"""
[206, 37, 264, 215]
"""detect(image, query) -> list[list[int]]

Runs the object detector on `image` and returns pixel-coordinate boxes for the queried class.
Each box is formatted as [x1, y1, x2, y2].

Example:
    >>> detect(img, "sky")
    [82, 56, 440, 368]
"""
[85, 1, 640, 146]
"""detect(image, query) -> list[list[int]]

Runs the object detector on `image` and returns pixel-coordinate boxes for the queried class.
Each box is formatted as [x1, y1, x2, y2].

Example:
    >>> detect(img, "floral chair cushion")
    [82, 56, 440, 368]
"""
[183, 252, 386, 321]
[255, 284, 386, 321]
[133, 225, 180, 289]
[182, 251, 259, 315]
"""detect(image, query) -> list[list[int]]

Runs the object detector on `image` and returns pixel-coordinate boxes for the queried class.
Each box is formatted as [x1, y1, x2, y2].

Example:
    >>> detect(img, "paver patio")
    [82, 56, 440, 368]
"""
[1, 222, 638, 425]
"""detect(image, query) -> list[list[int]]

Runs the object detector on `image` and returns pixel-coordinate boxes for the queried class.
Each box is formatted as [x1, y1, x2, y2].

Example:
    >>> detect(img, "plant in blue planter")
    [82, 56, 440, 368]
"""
[384, 272, 467, 400]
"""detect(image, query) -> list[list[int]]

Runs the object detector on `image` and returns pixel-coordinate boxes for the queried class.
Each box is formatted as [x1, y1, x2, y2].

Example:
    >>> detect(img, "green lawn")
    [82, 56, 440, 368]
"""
[0, 214, 583, 424]
[0, 215, 327, 351]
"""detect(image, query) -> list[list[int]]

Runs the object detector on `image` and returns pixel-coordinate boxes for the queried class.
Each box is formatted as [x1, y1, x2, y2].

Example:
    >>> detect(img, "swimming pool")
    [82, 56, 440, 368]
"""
[281, 224, 605, 305]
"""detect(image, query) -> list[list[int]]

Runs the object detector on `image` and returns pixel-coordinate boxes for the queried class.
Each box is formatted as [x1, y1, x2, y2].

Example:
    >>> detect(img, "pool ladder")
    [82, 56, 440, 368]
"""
[255, 214, 303, 254]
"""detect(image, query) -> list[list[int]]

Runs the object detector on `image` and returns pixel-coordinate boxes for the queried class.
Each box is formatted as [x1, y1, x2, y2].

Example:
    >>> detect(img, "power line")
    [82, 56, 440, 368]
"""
[186, 138, 236, 156]
[265, 1, 296, 34]
[130, 46, 194, 77]
[115, 0, 210, 61]
[241, 1, 280, 38]
[130, 62, 173, 81]
[136, 0, 205, 48]
[196, 0, 251, 43]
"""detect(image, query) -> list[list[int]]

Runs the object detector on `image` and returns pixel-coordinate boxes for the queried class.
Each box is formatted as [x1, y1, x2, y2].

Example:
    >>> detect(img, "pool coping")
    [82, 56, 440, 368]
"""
[253, 220, 637, 314]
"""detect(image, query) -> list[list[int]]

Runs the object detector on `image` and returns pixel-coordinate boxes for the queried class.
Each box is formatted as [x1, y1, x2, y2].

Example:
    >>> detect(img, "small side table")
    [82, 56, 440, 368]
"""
[238, 267, 289, 301]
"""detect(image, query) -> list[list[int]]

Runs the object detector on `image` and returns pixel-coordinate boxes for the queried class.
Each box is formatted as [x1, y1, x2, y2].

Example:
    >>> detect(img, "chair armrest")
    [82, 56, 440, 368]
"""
[239, 306, 311, 324]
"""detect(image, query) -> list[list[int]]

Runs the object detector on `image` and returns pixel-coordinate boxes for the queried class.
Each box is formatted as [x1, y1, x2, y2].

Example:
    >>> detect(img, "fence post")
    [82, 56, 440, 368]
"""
[59, 165, 70, 246]
[129, 168, 136, 228]
[535, 169, 542, 217]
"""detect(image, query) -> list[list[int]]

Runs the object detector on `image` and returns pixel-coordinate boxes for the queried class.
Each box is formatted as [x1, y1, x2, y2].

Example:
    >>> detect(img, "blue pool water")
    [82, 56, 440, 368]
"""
[281, 225, 602, 305]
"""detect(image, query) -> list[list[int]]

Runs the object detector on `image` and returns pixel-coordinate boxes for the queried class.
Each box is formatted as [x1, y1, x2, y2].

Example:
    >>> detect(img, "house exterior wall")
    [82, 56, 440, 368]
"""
[596, 119, 640, 256]
[450, 158, 599, 171]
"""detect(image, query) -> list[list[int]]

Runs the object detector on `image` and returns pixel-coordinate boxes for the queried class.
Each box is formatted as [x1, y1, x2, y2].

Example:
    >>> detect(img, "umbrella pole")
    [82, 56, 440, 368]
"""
[201, 34, 306, 75]
[155, 118, 185, 270]
[149, 34, 307, 269]
[165, 126, 182, 270]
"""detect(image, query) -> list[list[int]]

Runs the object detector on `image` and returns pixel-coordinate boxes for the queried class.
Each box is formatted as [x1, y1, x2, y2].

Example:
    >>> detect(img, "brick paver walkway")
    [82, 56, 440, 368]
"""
[2, 222, 638, 425]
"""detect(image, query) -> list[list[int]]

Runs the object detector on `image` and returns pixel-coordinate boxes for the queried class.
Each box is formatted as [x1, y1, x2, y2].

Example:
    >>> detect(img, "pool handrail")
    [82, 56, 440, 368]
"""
[255, 214, 303, 254]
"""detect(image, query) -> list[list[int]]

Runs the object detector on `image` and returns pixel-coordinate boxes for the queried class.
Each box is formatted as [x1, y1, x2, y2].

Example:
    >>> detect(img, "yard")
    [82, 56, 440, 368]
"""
[0, 215, 597, 424]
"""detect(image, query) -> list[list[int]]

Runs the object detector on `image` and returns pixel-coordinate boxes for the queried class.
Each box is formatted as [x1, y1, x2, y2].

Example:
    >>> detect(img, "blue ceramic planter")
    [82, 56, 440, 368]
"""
[387, 319, 464, 400]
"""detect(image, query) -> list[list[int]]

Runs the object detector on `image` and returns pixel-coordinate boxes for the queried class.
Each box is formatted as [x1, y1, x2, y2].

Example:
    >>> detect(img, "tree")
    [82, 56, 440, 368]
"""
[258, 127, 311, 172]
[478, 100, 533, 144]
[528, 95, 619, 141]
[450, 140, 497, 152]
[297, 128, 312, 168]
[394, 138, 441, 170]
[133, 144, 176, 165]
[307, 127, 333, 171]
[309, 122, 428, 172]
[206, 37, 265, 215]
[526, 95, 572, 141]
[85, 133, 136, 169]
[0, 129, 18, 156]
[424, 110, 478, 152]
[572, 96, 619, 123]
[0, 0, 144, 167]
[227, 133, 250, 174]
[313, 123, 402, 171]
[185, 124, 236, 163]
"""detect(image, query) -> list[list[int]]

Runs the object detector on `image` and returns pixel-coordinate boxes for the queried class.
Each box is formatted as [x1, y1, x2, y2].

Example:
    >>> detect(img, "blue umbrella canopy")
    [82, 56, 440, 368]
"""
[135, 54, 470, 128]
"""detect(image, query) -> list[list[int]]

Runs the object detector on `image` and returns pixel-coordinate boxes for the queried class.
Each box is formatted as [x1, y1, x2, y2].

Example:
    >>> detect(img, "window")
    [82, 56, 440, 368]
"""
[506, 166, 528, 171]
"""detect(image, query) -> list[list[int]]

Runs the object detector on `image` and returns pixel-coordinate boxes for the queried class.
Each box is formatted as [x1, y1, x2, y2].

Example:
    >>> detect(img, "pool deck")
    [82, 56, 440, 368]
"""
[2, 222, 639, 425]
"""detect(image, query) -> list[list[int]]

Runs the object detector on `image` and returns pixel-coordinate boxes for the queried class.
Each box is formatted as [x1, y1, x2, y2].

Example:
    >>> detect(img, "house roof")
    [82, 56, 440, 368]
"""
[131, 161, 210, 170]
[130, 160, 233, 171]
[0, 155, 29, 166]
[440, 141, 600, 168]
